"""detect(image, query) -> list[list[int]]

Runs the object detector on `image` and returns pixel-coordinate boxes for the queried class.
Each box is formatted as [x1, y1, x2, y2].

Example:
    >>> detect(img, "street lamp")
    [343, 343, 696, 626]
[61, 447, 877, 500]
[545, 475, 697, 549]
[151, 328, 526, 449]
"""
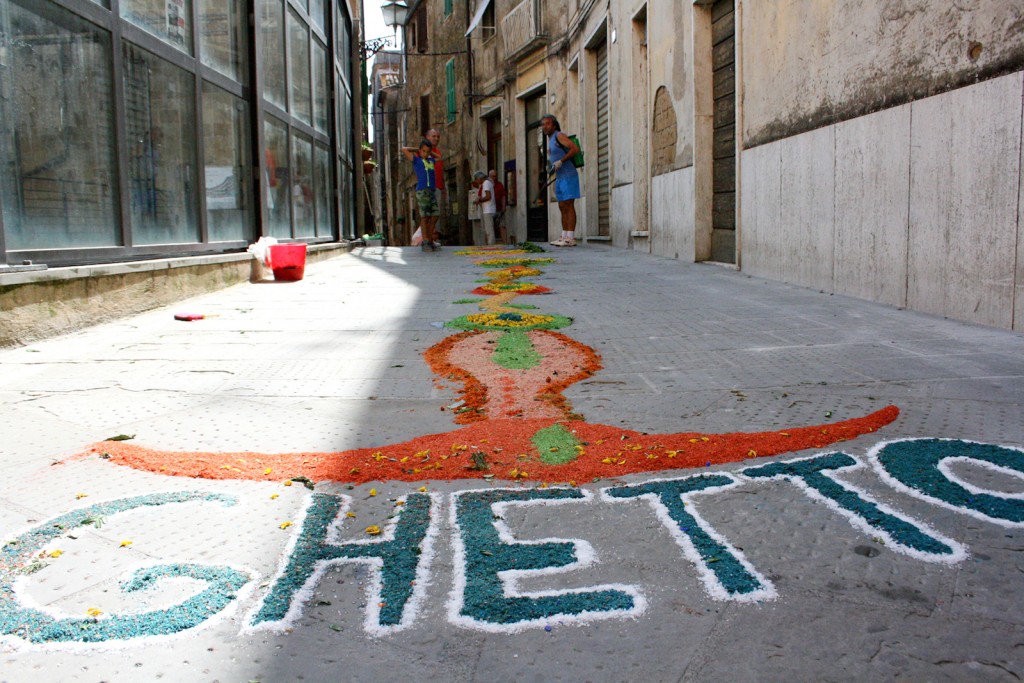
[381, 1, 409, 29]
[358, 2, 408, 61]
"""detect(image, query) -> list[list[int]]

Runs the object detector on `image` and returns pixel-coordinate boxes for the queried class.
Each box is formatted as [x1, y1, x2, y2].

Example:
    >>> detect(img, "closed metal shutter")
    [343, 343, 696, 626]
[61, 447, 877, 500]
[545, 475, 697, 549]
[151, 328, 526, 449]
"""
[596, 40, 611, 237]
[711, 0, 736, 262]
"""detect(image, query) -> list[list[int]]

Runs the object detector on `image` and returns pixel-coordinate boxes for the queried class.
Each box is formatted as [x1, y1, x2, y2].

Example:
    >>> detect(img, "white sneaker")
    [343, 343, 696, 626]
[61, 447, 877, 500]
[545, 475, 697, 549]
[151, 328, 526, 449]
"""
[550, 238, 567, 246]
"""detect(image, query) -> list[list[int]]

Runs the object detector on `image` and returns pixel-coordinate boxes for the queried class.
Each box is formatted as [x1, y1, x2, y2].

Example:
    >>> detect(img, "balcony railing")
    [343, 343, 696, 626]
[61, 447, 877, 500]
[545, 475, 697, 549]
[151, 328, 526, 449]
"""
[501, 0, 547, 61]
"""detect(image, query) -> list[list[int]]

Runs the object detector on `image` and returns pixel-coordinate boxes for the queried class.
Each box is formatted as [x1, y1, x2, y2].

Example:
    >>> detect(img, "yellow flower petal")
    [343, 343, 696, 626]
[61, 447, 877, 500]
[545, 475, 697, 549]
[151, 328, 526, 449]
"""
[75, 493, 88, 500]
[48, 550, 63, 558]
[279, 522, 292, 530]
[86, 608, 102, 617]
[365, 525, 382, 536]
[283, 480, 293, 486]
[270, 493, 280, 500]
[346, 511, 356, 518]
[417, 486, 427, 492]
[119, 540, 132, 547]
[369, 488, 377, 497]
[264, 468, 273, 475]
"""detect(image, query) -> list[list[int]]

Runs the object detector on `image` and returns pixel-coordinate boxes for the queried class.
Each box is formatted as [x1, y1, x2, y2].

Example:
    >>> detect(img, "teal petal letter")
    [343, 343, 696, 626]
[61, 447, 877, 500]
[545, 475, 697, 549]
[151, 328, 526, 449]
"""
[743, 452, 963, 561]
[449, 487, 644, 631]
[872, 438, 1024, 527]
[602, 474, 774, 601]
[250, 492, 436, 634]
[0, 492, 249, 644]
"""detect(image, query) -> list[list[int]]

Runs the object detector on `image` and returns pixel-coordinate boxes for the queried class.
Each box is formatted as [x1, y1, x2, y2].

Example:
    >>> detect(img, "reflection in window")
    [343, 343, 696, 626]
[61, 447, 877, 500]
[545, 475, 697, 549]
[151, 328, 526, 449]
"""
[203, 83, 251, 241]
[260, 0, 285, 109]
[288, 10, 311, 124]
[0, 0, 120, 250]
[309, 0, 325, 34]
[122, 43, 199, 245]
[263, 117, 290, 237]
[338, 158, 353, 239]
[315, 143, 331, 237]
[200, 0, 248, 82]
[336, 2, 350, 82]
[337, 75, 352, 162]
[121, 0, 192, 52]
[291, 132, 313, 238]
[312, 39, 329, 133]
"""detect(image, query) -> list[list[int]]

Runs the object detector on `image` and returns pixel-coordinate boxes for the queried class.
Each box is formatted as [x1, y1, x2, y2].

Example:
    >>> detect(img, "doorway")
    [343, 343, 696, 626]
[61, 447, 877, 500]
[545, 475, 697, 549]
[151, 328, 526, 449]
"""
[524, 93, 548, 242]
[485, 111, 504, 175]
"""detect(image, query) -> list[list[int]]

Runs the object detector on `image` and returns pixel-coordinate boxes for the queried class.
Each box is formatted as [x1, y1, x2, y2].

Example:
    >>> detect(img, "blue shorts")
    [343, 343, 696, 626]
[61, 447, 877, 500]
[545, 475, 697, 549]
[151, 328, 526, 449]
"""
[554, 171, 581, 202]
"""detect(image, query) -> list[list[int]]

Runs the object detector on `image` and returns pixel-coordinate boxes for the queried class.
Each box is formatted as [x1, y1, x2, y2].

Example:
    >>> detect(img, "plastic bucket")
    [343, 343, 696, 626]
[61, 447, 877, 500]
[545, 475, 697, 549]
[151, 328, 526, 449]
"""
[268, 243, 307, 281]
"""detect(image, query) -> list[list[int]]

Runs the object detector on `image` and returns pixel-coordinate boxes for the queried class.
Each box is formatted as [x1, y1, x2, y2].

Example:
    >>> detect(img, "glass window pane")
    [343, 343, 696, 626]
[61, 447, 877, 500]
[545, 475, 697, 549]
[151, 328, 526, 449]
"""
[337, 159, 352, 239]
[291, 131, 313, 237]
[264, 116, 290, 237]
[123, 43, 199, 245]
[315, 143, 331, 237]
[200, 0, 248, 82]
[312, 39, 328, 133]
[337, 76, 352, 162]
[288, 10, 311, 124]
[0, 0, 120, 249]
[260, 0, 285, 109]
[335, 2, 349, 84]
[203, 83, 252, 241]
[309, 0, 325, 34]
[121, 0, 192, 53]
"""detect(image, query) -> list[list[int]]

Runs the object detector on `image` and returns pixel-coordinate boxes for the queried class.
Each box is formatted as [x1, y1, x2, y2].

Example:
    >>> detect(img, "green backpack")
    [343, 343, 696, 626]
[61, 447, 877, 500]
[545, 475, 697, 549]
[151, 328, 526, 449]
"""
[557, 134, 585, 168]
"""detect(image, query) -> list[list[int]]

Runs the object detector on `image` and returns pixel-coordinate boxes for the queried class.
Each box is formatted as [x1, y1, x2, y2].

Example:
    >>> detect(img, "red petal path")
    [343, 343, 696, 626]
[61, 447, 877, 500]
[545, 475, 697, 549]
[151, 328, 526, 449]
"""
[80, 406, 898, 485]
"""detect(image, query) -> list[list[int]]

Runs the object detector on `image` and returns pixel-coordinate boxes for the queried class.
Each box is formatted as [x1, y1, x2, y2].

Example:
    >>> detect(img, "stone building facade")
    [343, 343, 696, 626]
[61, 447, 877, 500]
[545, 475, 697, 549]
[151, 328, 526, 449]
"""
[386, 1, 1024, 331]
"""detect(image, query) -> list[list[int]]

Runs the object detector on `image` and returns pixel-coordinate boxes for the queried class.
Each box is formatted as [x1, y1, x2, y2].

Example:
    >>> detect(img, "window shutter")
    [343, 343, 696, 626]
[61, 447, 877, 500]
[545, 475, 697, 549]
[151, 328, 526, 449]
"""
[445, 59, 456, 123]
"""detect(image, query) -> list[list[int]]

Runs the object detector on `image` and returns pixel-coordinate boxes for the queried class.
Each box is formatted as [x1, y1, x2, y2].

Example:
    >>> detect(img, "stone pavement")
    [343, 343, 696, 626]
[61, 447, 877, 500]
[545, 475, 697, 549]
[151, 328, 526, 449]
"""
[1, 244, 1023, 682]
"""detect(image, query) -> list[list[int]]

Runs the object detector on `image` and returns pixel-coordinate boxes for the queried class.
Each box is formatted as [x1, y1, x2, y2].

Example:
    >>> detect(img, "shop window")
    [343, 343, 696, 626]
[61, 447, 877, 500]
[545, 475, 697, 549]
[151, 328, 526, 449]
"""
[264, 116, 291, 237]
[260, 0, 286, 110]
[309, 0, 325, 34]
[202, 83, 252, 241]
[122, 42, 199, 245]
[337, 157, 353, 239]
[0, 0, 120, 249]
[199, 0, 248, 83]
[288, 9, 311, 123]
[338, 76, 353, 162]
[315, 143, 332, 237]
[291, 131, 314, 237]
[121, 0, 193, 53]
[312, 39, 329, 133]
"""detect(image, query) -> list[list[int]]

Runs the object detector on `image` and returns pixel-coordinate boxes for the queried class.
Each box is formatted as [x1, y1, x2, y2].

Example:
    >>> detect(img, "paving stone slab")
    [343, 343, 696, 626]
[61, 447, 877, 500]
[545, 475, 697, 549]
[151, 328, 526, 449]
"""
[1, 246, 1023, 681]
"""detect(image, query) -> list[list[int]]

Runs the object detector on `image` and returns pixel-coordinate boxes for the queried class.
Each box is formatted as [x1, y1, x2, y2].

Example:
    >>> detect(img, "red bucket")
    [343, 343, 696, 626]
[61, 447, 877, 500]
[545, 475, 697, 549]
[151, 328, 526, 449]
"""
[268, 243, 307, 281]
